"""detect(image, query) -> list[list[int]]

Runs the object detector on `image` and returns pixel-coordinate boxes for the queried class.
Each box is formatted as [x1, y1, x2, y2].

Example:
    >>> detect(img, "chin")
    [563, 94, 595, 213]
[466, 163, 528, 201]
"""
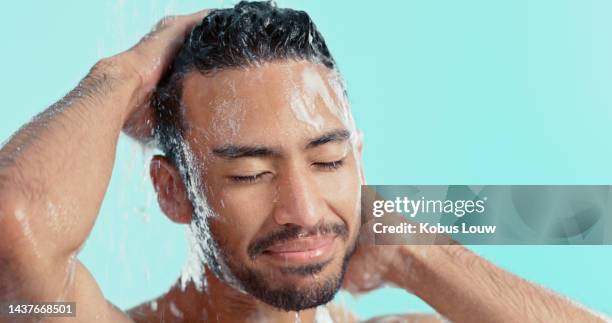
[243, 265, 345, 312]
[225, 249, 352, 311]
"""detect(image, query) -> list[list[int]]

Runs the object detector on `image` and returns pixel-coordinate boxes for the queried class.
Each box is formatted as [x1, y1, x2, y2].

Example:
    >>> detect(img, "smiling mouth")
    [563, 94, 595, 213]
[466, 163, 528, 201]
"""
[262, 234, 337, 264]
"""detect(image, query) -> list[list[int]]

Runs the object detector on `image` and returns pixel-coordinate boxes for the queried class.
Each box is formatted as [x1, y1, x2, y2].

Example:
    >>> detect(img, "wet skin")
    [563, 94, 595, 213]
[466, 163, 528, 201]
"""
[144, 60, 364, 322]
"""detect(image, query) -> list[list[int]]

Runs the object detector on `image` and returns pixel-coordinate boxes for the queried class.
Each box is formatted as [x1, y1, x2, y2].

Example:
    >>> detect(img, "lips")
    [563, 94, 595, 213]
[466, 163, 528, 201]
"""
[262, 234, 337, 263]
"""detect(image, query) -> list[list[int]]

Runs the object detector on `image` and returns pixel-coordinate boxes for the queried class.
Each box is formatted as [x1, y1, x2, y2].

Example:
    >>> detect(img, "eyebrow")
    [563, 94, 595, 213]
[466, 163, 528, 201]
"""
[305, 129, 351, 149]
[212, 145, 278, 159]
[212, 129, 351, 160]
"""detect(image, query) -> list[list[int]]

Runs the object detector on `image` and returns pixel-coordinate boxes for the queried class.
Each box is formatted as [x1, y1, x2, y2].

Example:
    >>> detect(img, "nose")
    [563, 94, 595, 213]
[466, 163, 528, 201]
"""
[272, 166, 324, 229]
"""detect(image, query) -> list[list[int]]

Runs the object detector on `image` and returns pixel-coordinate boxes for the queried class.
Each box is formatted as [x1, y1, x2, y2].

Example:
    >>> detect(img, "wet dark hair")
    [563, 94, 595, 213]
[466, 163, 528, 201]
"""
[153, 0, 337, 163]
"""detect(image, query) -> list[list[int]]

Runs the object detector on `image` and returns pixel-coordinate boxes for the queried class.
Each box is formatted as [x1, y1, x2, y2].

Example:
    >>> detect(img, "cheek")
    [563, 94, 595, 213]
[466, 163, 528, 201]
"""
[315, 163, 361, 226]
[207, 182, 274, 256]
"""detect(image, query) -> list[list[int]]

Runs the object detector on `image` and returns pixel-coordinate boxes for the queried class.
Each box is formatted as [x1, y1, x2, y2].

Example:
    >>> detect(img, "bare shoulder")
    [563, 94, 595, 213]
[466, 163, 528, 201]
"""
[327, 303, 443, 323]
[126, 299, 163, 323]
[327, 302, 359, 322]
[126, 295, 190, 323]
[364, 313, 445, 323]
[71, 262, 135, 323]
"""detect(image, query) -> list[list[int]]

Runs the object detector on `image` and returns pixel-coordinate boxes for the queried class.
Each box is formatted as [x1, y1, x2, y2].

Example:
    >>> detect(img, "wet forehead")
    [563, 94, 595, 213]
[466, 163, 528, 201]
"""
[180, 60, 351, 149]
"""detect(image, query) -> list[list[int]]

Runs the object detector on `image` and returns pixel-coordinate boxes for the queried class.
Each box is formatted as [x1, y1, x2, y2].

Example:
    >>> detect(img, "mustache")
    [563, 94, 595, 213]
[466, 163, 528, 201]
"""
[247, 223, 349, 260]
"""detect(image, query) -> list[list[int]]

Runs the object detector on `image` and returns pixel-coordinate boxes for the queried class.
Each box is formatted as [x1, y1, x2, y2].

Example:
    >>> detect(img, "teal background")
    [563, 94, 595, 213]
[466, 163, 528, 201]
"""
[1, 0, 612, 319]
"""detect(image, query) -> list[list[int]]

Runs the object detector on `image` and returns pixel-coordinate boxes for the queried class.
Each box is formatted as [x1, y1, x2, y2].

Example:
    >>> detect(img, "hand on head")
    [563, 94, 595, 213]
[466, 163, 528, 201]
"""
[111, 10, 211, 141]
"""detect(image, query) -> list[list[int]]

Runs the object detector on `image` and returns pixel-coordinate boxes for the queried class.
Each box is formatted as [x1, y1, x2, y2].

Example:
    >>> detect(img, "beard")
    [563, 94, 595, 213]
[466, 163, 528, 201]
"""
[212, 222, 357, 312]
[182, 176, 358, 310]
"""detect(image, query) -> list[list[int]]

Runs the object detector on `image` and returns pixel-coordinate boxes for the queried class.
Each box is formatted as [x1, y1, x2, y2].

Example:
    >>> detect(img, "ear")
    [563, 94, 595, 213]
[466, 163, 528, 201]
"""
[355, 129, 366, 185]
[150, 155, 193, 224]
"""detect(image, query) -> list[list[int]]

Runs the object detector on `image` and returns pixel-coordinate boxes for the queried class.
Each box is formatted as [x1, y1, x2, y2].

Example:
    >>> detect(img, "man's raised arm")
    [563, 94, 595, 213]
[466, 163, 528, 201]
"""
[346, 240, 608, 323]
[344, 189, 609, 322]
[0, 11, 207, 321]
[391, 244, 607, 323]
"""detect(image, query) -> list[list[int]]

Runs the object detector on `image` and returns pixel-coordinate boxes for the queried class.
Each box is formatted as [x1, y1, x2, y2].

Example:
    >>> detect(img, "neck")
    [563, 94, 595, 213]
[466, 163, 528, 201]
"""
[164, 270, 319, 323]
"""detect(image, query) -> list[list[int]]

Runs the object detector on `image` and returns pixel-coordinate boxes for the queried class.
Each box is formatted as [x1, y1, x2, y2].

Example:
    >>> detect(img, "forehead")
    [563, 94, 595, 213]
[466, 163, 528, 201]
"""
[180, 60, 352, 149]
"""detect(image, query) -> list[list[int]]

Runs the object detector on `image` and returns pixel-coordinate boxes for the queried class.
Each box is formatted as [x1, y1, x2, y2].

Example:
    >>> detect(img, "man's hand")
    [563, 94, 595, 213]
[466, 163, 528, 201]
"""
[342, 186, 452, 294]
[342, 221, 401, 294]
[117, 10, 209, 141]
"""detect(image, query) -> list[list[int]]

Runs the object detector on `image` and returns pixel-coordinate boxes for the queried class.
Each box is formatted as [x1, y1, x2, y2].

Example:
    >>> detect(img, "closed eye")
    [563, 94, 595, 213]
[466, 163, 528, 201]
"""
[313, 158, 345, 171]
[229, 172, 270, 184]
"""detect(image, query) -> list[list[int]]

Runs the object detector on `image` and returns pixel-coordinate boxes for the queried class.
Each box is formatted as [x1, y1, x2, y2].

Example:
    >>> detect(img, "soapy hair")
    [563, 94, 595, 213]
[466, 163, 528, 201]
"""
[153, 0, 337, 162]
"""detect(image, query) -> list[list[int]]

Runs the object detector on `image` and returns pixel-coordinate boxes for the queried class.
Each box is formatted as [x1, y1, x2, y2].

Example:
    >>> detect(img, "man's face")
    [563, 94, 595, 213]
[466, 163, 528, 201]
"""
[177, 60, 363, 310]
